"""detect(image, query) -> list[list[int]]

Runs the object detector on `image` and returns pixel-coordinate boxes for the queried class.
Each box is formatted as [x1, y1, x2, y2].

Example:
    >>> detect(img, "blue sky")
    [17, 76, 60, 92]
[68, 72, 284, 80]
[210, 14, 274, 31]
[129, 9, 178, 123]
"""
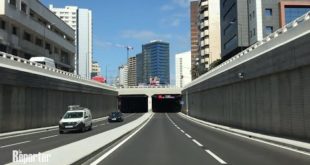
[42, 0, 191, 84]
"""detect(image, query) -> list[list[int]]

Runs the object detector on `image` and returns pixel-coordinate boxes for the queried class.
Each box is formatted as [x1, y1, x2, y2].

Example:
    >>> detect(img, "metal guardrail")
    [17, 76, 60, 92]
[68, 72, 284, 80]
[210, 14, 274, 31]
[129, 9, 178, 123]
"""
[0, 51, 115, 90]
[185, 11, 310, 89]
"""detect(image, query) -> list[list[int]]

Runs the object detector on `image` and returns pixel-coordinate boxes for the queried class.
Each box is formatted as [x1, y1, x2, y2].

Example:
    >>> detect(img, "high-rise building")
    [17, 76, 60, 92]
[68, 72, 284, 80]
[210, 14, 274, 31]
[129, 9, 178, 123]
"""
[197, 0, 222, 74]
[142, 41, 170, 85]
[190, 1, 200, 79]
[49, 5, 93, 79]
[136, 53, 144, 85]
[0, 0, 75, 72]
[127, 56, 137, 86]
[91, 61, 101, 78]
[118, 64, 128, 88]
[220, 0, 249, 60]
[221, 0, 310, 58]
[175, 51, 192, 88]
[248, 0, 310, 45]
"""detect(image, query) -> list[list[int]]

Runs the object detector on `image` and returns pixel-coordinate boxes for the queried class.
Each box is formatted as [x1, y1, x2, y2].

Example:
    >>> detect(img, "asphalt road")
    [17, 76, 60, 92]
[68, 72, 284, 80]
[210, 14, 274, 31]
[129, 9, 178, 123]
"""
[0, 113, 142, 164]
[97, 113, 310, 165]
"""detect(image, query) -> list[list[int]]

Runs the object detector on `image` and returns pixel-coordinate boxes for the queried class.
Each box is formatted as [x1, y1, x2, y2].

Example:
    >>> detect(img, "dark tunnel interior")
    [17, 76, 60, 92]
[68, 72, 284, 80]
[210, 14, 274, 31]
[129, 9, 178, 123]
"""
[152, 95, 182, 113]
[119, 95, 148, 113]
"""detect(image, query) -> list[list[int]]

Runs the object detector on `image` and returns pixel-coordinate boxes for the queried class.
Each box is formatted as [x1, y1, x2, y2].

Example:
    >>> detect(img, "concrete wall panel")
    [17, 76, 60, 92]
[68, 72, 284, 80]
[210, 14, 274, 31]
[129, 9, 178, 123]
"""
[0, 67, 118, 133]
[183, 33, 310, 141]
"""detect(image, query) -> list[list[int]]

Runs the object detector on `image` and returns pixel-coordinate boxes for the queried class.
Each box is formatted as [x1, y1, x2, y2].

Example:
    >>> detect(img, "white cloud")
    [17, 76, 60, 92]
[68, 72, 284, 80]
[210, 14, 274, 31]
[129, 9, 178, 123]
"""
[160, 4, 175, 11]
[172, 0, 192, 8]
[121, 30, 172, 41]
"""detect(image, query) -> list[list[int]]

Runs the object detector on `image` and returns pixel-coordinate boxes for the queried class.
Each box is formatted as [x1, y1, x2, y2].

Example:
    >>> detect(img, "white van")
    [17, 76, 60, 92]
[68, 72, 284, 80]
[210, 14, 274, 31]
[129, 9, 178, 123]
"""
[29, 57, 56, 68]
[59, 105, 92, 134]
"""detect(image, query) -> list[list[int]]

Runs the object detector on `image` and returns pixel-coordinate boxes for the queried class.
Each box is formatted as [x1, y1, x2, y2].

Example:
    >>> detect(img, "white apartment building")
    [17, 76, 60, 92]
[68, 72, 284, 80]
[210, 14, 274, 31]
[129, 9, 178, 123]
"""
[198, 0, 221, 73]
[49, 5, 92, 79]
[91, 61, 101, 77]
[175, 51, 192, 88]
[0, 0, 75, 72]
[119, 64, 128, 88]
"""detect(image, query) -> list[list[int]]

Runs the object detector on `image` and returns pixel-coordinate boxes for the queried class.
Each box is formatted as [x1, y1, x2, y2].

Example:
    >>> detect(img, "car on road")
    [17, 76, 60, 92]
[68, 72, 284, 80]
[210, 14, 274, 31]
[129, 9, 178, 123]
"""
[59, 105, 92, 134]
[108, 112, 124, 122]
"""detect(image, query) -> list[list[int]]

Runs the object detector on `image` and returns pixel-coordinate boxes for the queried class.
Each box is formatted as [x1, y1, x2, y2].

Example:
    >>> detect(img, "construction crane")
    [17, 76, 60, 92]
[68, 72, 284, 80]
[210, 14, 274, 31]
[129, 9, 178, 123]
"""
[124, 45, 134, 62]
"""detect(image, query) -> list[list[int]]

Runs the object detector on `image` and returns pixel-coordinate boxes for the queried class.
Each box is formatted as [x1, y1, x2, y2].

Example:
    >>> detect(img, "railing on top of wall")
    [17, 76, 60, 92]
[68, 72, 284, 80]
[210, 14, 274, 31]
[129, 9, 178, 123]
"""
[0, 51, 116, 90]
[118, 85, 180, 89]
[185, 11, 310, 89]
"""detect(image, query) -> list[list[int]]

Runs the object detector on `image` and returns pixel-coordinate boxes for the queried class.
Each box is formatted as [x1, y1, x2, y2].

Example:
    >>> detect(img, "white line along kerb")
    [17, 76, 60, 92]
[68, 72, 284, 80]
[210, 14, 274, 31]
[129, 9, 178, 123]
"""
[90, 113, 154, 165]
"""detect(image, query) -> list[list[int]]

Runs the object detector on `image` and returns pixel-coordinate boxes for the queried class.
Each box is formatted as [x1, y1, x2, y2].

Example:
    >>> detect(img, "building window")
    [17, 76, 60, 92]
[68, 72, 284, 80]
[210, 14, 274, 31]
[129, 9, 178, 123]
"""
[285, 7, 310, 24]
[224, 35, 237, 50]
[12, 26, 17, 35]
[265, 26, 273, 34]
[21, 2, 27, 13]
[54, 47, 59, 54]
[23, 31, 32, 41]
[265, 8, 272, 16]
[35, 38, 43, 47]
[9, 0, 16, 7]
[0, 20, 5, 30]
[253, 28, 256, 36]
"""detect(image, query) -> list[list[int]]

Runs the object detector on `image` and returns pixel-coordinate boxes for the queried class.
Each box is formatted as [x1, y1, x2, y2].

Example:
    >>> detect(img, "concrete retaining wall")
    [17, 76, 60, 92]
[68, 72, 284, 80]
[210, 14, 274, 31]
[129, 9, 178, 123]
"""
[182, 32, 310, 142]
[0, 67, 118, 133]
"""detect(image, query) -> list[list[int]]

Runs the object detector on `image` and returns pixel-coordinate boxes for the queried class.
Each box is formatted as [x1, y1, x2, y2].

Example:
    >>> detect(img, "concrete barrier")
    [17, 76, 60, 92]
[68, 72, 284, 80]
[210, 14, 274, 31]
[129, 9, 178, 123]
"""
[0, 66, 118, 133]
[182, 12, 310, 142]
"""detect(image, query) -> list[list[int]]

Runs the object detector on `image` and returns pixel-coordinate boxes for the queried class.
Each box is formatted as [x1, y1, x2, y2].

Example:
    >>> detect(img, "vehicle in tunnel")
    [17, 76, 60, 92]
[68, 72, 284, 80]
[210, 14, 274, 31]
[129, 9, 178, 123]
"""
[152, 95, 182, 113]
[119, 95, 148, 113]
[108, 112, 124, 122]
[59, 106, 92, 134]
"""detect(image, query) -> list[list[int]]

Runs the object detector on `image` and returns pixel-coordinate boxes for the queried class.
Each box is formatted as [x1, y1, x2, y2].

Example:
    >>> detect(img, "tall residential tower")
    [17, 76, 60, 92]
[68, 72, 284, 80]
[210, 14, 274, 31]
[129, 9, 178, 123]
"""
[49, 5, 93, 79]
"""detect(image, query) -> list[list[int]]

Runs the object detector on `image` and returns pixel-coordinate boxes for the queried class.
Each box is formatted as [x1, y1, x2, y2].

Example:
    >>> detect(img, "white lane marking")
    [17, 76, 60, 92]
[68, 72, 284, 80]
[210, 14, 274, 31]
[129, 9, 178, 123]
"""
[90, 113, 154, 165]
[39, 135, 58, 140]
[100, 124, 105, 126]
[178, 114, 310, 157]
[180, 130, 185, 133]
[93, 125, 98, 128]
[185, 133, 192, 138]
[124, 113, 136, 119]
[0, 141, 31, 148]
[0, 129, 58, 140]
[192, 139, 203, 147]
[206, 150, 227, 164]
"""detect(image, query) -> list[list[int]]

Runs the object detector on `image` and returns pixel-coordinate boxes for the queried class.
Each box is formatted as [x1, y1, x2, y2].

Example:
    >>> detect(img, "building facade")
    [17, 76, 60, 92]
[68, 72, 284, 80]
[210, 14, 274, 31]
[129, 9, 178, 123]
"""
[221, 0, 310, 58]
[0, 0, 75, 72]
[190, 1, 200, 79]
[119, 64, 128, 88]
[248, 0, 310, 45]
[91, 61, 101, 78]
[127, 56, 137, 86]
[197, 0, 222, 74]
[175, 51, 192, 88]
[49, 5, 93, 79]
[141, 41, 170, 85]
[136, 53, 144, 86]
[220, 0, 249, 60]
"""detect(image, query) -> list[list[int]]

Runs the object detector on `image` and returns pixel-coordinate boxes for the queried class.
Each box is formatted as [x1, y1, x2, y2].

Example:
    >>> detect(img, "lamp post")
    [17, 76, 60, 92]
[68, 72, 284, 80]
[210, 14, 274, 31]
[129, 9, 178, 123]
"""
[230, 21, 243, 52]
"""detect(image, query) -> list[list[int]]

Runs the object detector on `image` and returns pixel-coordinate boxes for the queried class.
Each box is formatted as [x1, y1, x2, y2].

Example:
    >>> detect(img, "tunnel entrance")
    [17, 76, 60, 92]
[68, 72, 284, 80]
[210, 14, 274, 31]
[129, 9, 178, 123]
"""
[152, 94, 182, 113]
[119, 95, 148, 113]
